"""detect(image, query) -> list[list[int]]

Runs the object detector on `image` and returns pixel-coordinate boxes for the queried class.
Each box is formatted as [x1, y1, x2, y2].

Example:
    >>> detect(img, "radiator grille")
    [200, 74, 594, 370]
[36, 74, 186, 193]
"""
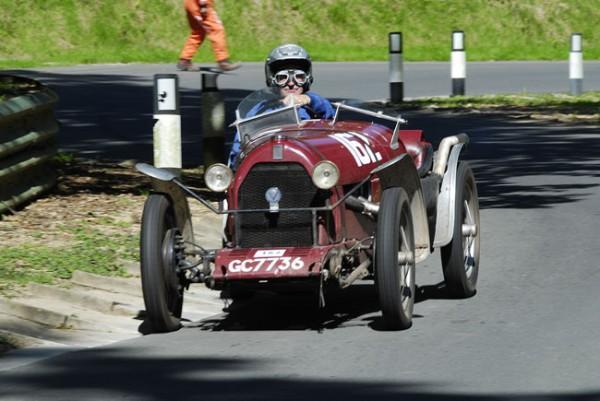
[237, 163, 325, 248]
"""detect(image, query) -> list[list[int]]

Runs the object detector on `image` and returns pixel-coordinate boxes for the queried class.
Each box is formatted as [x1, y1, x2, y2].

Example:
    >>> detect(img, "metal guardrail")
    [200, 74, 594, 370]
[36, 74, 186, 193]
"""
[0, 76, 59, 214]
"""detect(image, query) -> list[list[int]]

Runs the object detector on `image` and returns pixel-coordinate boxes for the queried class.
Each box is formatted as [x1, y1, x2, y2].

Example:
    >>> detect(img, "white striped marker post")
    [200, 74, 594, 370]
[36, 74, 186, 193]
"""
[569, 33, 583, 96]
[153, 74, 182, 173]
[451, 30, 466, 96]
[389, 32, 403, 103]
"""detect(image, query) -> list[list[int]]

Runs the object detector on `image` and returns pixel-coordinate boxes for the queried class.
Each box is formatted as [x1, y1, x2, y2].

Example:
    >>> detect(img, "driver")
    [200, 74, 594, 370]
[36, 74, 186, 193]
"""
[228, 44, 335, 166]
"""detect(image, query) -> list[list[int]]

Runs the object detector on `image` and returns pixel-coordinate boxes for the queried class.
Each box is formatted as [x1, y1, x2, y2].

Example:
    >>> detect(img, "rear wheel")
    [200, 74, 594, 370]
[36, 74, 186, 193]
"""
[140, 194, 185, 332]
[376, 187, 416, 330]
[441, 162, 480, 297]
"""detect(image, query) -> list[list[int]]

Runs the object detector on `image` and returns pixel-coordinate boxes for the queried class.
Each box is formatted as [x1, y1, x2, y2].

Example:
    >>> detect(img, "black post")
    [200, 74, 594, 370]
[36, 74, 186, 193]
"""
[389, 32, 403, 103]
[201, 73, 225, 168]
[451, 30, 466, 96]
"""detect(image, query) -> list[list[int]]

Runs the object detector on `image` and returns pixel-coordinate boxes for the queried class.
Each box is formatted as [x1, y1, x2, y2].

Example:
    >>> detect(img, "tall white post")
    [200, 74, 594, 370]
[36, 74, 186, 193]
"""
[153, 74, 182, 172]
[389, 32, 403, 103]
[451, 30, 466, 96]
[569, 33, 583, 96]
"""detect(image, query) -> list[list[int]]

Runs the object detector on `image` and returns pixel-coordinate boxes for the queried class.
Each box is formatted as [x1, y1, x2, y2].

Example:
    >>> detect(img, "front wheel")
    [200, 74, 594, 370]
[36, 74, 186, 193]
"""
[441, 162, 480, 298]
[375, 187, 416, 330]
[140, 194, 185, 333]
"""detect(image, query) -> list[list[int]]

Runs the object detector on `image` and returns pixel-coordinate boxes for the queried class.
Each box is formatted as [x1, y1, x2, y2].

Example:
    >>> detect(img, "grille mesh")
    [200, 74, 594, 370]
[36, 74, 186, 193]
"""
[238, 163, 323, 248]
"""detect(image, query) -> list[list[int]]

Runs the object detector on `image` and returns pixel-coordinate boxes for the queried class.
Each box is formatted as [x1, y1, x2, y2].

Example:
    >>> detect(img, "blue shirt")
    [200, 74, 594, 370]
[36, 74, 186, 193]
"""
[227, 91, 335, 166]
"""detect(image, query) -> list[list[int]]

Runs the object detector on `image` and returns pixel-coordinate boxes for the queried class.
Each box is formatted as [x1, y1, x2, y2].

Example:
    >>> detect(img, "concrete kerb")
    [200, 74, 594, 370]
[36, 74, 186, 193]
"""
[70, 270, 142, 297]
[0, 266, 225, 341]
[27, 283, 142, 317]
[0, 198, 225, 358]
[0, 328, 77, 373]
[0, 328, 66, 351]
[0, 297, 98, 330]
[0, 269, 146, 347]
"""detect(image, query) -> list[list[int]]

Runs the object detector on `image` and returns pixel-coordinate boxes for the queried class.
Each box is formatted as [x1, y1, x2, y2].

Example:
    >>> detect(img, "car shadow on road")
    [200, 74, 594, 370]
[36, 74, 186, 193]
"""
[414, 281, 476, 302]
[187, 283, 384, 332]
[184, 279, 464, 333]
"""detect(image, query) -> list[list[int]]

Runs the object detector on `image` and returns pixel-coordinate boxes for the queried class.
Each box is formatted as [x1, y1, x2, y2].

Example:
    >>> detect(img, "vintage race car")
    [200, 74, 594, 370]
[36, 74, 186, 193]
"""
[136, 87, 480, 332]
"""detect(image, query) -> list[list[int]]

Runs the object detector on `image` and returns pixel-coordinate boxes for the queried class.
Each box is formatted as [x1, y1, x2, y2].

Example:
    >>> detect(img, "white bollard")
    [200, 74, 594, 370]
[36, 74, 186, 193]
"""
[451, 30, 466, 96]
[569, 33, 583, 96]
[389, 32, 403, 103]
[153, 74, 182, 171]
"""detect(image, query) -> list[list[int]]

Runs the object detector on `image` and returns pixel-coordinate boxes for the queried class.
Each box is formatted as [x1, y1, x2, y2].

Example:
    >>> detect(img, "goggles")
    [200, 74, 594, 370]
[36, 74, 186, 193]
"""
[273, 69, 309, 87]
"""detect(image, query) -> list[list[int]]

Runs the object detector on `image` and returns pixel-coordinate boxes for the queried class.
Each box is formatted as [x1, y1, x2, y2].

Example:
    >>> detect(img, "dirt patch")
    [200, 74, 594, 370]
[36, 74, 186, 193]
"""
[0, 157, 216, 297]
[0, 160, 149, 249]
[0, 159, 153, 296]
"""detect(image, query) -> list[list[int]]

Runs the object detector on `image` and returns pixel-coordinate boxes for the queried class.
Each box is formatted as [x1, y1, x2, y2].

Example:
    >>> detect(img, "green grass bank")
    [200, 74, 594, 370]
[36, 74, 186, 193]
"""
[1, 0, 599, 68]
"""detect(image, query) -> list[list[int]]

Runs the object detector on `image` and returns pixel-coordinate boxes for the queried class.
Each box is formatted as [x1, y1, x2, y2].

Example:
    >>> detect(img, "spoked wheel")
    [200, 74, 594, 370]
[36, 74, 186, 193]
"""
[375, 187, 416, 330]
[140, 194, 185, 332]
[441, 162, 480, 298]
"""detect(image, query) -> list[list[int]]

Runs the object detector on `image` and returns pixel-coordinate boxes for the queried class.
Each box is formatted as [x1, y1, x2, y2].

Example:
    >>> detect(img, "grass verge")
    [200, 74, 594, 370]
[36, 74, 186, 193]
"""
[369, 91, 600, 122]
[0, 159, 145, 297]
[409, 92, 600, 109]
[0, 0, 599, 67]
[0, 221, 137, 295]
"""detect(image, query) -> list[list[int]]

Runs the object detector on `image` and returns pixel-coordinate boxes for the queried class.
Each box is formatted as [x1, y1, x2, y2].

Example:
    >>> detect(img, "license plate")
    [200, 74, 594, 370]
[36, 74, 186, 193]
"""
[227, 256, 305, 274]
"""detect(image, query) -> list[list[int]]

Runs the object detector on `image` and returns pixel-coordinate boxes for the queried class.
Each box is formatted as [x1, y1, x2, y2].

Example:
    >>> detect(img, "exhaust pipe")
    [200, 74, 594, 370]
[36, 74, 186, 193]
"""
[346, 196, 379, 215]
[432, 133, 469, 177]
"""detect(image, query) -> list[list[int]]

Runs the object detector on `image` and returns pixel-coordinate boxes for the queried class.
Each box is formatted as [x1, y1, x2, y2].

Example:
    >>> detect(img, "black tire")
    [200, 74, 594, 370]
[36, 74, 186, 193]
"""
[375, 187, 416, 330]
[140, 194, 184, 332]
[441, 162, 480, 298]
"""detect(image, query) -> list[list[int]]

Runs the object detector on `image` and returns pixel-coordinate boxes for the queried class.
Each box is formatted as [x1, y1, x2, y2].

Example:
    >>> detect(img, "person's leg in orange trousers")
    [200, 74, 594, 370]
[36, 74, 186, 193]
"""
[178, 3, 239, 71]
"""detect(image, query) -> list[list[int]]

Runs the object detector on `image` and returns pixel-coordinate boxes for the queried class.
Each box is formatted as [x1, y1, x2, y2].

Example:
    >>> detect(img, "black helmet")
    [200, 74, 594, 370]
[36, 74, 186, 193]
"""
[265, 44, 314, 91]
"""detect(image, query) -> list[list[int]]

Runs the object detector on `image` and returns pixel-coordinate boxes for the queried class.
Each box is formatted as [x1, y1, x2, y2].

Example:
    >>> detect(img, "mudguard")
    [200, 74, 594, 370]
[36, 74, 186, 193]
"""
[433, 143, 465, 247]
[151, 179, 194, 244]
[372, 154, 431, 262]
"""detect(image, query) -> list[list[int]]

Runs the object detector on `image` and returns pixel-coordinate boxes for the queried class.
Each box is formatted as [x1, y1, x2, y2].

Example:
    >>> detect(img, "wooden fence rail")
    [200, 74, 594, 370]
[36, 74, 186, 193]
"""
[0, 76, 59, 215]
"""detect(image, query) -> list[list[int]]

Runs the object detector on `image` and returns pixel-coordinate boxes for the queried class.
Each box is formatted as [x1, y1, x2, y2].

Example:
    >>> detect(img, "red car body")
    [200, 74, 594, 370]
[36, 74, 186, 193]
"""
[213, 120, 431, 284]
[137, 88, 480, 332]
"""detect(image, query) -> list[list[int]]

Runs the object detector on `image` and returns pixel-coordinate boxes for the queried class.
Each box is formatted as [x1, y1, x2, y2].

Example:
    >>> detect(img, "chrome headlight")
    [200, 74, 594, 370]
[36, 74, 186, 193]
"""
[312, 160, 339, 190]
[204, 163, 233, 192]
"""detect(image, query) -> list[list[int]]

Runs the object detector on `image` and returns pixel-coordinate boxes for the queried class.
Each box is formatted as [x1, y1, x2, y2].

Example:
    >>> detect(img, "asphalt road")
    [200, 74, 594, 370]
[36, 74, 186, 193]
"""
[1, 63, 600, 399]
[5, 61, 600, 164]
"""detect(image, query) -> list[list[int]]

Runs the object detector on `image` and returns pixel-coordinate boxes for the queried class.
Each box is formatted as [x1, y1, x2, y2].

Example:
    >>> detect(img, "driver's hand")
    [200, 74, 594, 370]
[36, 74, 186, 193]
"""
[283, 94, 311, 106]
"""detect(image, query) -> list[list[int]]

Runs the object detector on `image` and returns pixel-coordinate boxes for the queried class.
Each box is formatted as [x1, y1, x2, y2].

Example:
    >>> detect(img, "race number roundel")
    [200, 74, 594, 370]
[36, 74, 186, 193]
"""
[330, 132, 382, 167]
